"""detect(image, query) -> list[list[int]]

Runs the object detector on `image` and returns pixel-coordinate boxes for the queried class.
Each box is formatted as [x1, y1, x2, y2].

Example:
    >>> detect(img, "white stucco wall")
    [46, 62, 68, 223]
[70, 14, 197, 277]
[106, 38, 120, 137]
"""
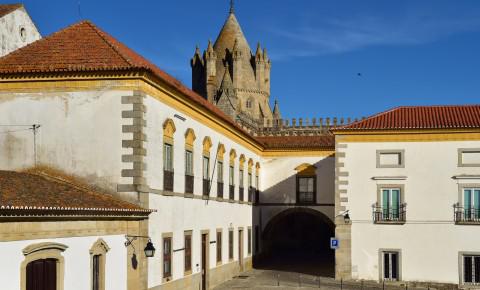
[0, 234, 127, 290]
[0, 90, 127, 192]
[341, 139, 480, 283]
[0, 6, 41, 57]
[143, 94, 257, 287]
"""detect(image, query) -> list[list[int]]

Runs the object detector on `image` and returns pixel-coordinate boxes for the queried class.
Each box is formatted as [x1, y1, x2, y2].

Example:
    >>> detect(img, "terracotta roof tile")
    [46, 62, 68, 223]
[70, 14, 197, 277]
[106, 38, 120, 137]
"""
[0, 20, 256, 141]
[256, 135, 335, 150]
[0, 3, 22, 18]
[335, 105, 480, 131]
[0, 170, 153, 217]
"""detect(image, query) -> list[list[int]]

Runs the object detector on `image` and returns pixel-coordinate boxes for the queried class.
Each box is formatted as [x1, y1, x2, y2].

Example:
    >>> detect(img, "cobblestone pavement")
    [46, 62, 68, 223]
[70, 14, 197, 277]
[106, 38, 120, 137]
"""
[213, 269, 453, 290]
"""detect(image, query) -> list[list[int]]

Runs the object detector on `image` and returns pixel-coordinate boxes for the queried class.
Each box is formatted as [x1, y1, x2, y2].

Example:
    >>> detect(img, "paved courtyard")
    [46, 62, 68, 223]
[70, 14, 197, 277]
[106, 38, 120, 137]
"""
[214, 269, 457, 290]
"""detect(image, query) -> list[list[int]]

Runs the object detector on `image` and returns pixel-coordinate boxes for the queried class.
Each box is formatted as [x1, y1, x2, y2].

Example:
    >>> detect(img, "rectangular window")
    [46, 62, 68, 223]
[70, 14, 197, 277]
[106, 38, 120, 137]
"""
[228, 230, 234, 260]
[463, 188, 480, 220]
[247, 228, 252, 255]
[248, 173, 252, 188]
[239, 169, 244, 188]
[203, 156, 210, 180]
[185, 150, 193, 176]
[255, 175, 259, 189]
[382, 188, 401, 220]
[383, 251, 399, 281]
[216, 231, 222, 263]
[376, 150, 404, 168]
[459, 149, 480, 167]
[217, 161, 223, 183]
[164, 143, 173, 171]
[229, 166, 234, 185]
[93, 255, 100, 290]
[297, 176, 315, 204]
[184, 233, 192, 273]
[463, 255, 480, 284]
[163, 237, 172, 279]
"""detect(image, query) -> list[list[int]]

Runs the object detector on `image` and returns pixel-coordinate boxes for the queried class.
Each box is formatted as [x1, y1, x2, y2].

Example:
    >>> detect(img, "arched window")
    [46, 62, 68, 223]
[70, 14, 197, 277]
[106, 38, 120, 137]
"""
[184, 128, 196, 194]
[247, 159, 254, 202]
[202, 136, 212, 196]
[163, 119, 176, 192]
[229, 149, 237, 200]
[90, 239, 110, 290]
[239, 154, 246, 201]
[216, 144, 226, 198]
[21, 242, 68, 290]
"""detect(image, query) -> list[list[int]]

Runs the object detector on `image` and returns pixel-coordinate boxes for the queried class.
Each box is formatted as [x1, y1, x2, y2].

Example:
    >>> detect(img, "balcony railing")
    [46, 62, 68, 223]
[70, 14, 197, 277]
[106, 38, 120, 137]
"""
[185, 175, 194, 194]
[454, 205, 480, 223]
[239, 187, 244, 201]
[229, 185, 234, 200]
[248, 187, 254, 203]
[372, 203, 406, 223]
[217, 182, 224, 198]
[203, 179, 210, 197]
[164, 170, 174, 192]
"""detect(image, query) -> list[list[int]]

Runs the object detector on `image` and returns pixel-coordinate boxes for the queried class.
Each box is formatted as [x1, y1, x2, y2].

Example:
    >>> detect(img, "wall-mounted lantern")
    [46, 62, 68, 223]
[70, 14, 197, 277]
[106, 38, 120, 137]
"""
[125, 235, 156, 258]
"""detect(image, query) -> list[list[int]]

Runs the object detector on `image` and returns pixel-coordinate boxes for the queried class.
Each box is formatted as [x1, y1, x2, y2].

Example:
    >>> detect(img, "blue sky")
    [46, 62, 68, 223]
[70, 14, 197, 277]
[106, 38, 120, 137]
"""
[18, 0, 480, 120]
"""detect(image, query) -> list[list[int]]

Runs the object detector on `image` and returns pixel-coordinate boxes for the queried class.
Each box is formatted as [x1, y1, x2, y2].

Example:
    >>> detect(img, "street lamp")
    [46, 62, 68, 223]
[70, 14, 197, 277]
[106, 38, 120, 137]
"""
[343, 212, 351, 224]
[125, 235, 156, 258]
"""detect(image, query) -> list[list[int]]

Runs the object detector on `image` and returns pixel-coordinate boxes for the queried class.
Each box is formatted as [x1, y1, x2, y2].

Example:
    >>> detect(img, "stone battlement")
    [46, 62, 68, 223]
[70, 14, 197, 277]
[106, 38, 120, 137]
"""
[235, 114, 363, 136]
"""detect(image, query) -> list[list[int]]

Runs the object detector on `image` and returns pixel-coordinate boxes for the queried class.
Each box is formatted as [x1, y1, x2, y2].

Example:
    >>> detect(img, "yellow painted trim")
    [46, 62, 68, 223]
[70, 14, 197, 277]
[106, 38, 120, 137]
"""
[295, 163, 317, 176]
[163, 118, 176, 140]
[262, 150, 335, 157]
[203, 136, 212, 156]
[229, 149, 237, 166]
[217, 143, 226, 161]
[239, 154, 246, 168]
[248, 159, 253, 173]
[184, 128, 196, 148]
[336, 132, 480, 143]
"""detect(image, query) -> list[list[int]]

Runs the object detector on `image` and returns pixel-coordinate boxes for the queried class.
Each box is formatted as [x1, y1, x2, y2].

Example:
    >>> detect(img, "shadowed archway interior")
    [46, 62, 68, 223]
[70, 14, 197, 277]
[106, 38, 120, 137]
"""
[257, 208, 335, 277]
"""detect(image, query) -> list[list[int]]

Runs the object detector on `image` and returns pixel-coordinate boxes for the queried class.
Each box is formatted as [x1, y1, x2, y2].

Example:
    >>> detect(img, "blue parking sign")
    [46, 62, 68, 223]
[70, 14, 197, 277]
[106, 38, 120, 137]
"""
[330, 238, 339, 249]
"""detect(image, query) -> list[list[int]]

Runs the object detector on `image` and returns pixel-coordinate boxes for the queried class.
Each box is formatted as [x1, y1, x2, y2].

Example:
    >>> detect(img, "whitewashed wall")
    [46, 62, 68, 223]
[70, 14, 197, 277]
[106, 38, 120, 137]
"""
[143, 94, 257, 288]
[0, 235, 127, 290]
[341, 140, 480, 283]
[0, 90, 127, 192]
[0, 6, 41, 57]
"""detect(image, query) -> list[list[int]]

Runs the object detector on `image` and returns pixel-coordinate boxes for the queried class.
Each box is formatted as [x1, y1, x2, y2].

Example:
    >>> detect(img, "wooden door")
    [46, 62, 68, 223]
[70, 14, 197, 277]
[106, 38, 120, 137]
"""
[26, 259, 57, 290]
[238, 229, 244, 272]
[201, 234, 207, 290]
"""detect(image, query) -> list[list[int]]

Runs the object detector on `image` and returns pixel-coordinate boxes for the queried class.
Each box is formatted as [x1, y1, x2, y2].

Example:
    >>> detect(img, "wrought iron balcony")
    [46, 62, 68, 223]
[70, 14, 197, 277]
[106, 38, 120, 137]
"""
[229, 185, 234, 200]
[372, 203, 406, 224]
[203, 179, 210, 197]
[217, 182, 224, 198]
[164, 170, 174, 192]
[185, 175, 194, 194]
[239, 187, 244, 201]
[454, 204, 480, 224]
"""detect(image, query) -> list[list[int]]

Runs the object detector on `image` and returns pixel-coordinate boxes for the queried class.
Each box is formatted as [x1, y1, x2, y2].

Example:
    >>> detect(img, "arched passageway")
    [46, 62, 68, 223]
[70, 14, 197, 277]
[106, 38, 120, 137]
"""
[257, 208, 335, 277]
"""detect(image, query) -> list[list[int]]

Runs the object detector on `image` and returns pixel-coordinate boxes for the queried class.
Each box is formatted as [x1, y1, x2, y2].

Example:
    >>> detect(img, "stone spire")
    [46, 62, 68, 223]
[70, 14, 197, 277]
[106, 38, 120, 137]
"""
[273, 99, 281, 120]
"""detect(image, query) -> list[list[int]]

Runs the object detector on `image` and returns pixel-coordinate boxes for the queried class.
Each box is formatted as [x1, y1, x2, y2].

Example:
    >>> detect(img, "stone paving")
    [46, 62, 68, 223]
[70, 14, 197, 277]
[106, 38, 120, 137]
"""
[214, 269, 457, 290]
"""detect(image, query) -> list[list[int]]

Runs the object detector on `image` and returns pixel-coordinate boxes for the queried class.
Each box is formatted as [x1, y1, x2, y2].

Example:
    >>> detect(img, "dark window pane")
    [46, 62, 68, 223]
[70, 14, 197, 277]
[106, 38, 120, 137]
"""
[384, 253, 390, 279]
[391, 253, 398, 280]
[475, 257, 480, 283]
[465, 256, 473, 283]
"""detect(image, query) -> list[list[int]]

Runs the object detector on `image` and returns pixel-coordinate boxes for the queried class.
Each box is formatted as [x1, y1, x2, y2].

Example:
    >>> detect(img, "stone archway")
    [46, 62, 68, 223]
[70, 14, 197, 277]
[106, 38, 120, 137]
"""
[259, 208, 335, 277]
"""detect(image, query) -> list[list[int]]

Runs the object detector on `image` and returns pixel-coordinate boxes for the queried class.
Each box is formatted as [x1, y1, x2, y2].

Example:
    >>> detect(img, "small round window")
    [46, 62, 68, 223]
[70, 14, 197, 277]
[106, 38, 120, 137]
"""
[20, 27, 26, 41]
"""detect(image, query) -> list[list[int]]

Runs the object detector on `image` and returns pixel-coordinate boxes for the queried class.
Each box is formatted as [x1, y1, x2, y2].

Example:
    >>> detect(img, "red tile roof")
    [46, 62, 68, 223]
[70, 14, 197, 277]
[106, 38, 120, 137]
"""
[334, 105, 480, 131]
[0, 20, 257, 142]
[0, 4, 22, 18]
[0, 170, 153, 217]
[256, 135, 335, 150]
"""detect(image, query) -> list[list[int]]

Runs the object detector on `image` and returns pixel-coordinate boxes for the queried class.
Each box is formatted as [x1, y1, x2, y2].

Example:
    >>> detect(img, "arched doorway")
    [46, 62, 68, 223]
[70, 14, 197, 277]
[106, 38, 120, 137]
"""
[258, 208, 335, 277]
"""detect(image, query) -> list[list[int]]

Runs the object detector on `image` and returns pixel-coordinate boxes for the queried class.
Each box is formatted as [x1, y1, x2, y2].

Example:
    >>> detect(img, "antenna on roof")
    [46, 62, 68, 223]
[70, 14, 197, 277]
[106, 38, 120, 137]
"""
[229, 0, 234, 14]
[77, 1, 83, 20]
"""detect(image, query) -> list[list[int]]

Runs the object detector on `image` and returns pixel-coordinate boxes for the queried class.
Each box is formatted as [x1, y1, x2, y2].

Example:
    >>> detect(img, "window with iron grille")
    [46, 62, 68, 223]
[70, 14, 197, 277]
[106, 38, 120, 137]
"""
[247, 228, 252, 255]
[382, 251, 399, 281]
[164, 143, 173, 171]
[463, 188, 480, 221]
[216, 231, 222, 263]
[184, 233, 192, 273]
[217, 161, 224, 198]
[463, 255, 480, 284]
[296, 176, 316, 204]
[185, 150, 193, 176]
[203, 156, 210, 196]
[163, 237, 172, 279]
[228, 230, 234, 260]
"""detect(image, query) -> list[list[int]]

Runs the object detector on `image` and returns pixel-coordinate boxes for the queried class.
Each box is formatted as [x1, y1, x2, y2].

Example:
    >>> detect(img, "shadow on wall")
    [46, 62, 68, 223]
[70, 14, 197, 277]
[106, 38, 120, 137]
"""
[251, 157, 336, 277]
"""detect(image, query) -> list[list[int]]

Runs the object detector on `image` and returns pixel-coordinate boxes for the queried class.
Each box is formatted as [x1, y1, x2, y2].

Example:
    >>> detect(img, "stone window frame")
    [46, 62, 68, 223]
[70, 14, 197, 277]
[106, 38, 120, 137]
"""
[216, 229, 223, 266]
[458, 148, 480, 167]
[378, 248, 402, 282]
[90, 239, 110, 290]
[228, 228, 234, 261]
[162, 232, 173, 283]
[184, 128, 196, 176]
[458, 251, 480, 285]
[375, 184, 406, 224]
[376, 149, 405, 168]
[294, 163, 317, 204]
[184, 230, 193, 276]
[21, 242, 68, 290]
[247, 227, 252, 256]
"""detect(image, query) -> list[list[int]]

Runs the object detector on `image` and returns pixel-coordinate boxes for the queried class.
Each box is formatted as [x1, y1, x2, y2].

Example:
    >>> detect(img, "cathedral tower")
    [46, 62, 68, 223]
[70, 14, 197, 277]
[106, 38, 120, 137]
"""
[191, 1, 277, 125]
